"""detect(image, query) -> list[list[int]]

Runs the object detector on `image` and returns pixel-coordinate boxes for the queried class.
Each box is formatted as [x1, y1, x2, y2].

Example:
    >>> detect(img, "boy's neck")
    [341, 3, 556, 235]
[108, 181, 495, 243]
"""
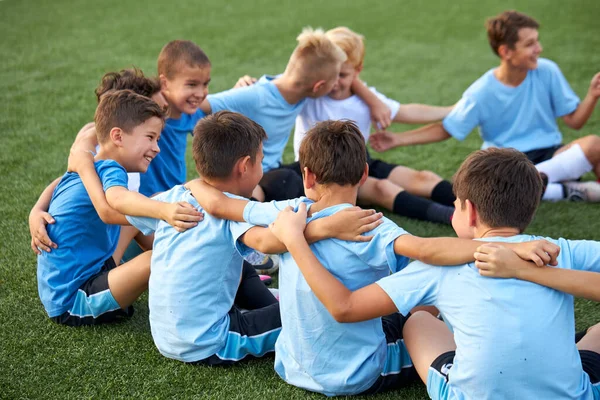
[494, 62, 529, 87]
[196, 177, 245, 198]
[474, 225, 521, 239]
[273, 74, 308, 105]
[308, 184, 359, 213]
[166, 103, 183, 119]
[95, 146, 125, 169]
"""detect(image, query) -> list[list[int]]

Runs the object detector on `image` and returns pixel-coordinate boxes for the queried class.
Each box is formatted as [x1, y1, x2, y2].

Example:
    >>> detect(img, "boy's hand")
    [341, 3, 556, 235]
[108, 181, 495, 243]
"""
[269, 203, 308, 246]
[474, 244, 526, 278]
[161, 202, 204, 232]
[67, 149, 95, 174]
[369, 131, 399, 152]
[510, 239, 560, 267]
[326, 207, 383, 242]
[233, 75, 257, 89]
[588, 72, 600, 99]
[369, 100, 391, 130]
[29, 209, 57, 254]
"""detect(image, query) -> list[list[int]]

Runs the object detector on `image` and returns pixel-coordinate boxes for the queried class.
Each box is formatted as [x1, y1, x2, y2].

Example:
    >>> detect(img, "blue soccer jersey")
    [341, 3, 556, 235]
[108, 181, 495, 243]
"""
[377, 235, 600, 400]
[244, 199, 411, 396]
[126, 186, 255, 362]
[208, 75, 306, 172]
[443, 58, 579, 152]
[37, 159, 128, 317]
[139, 109, 206, 196]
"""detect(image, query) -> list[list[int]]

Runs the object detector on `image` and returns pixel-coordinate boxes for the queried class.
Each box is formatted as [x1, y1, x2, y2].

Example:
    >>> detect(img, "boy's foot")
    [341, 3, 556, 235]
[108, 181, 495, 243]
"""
[259, 275, 272, 286]
[563, 181, 600, 202]
[245, 251, 279, 275]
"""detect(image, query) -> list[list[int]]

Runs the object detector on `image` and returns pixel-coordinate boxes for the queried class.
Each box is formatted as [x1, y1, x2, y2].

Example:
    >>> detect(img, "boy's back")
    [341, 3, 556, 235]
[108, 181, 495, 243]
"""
[378, 234, 600, 399]
[38, 159, 127, 317]
[127, 185, 254, 361]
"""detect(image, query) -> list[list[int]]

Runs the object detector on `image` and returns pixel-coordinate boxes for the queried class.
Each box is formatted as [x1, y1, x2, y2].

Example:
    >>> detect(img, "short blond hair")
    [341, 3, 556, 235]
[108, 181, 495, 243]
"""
[326, 27, 365, 69]
[286, 27, 347, 84]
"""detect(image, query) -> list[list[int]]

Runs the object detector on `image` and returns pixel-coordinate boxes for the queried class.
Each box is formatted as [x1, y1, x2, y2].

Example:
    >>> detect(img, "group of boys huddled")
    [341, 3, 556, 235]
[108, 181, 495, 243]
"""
[28, 9, 600, 399]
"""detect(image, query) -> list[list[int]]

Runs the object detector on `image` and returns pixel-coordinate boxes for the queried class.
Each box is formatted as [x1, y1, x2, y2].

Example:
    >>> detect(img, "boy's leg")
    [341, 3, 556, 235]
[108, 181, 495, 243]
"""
[385, 165, 454, 204]
[196, 303, 282, 366]
[359, 313, 419, 395]
[358, 177, 453, 225]
[107, 250, 151, 309]
[577, 323, 600, 392]
[113, 225, 153, 264]
[235, 261, 278, 310]
[403, 311, 456, 386]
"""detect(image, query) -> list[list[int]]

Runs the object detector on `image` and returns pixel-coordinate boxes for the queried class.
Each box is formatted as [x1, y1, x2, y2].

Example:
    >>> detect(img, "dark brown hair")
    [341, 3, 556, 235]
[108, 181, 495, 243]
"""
[95, 68, 160, 103]
[453, 148, 542, 232]
[94, 89, 165, 144]
[192, 111, 266, 179]
[299, 120, 366, 186]
[486, 11, 539, 56]
[158, 40, 211, 79]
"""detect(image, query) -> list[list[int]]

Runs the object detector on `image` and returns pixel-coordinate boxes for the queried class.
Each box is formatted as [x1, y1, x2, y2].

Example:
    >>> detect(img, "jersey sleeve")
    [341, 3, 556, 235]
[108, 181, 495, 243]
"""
[545, 60, 580, 118]
[243, 197, 311, 226]
[353, 218, 410, 273]
[97, 160, 128, 191]
[229, 221, 256, 258]
[564, 239, 600, 272]
[442, 95, 480, 141]
[207, 86, 260, 114]
[376, 260, 442, 315]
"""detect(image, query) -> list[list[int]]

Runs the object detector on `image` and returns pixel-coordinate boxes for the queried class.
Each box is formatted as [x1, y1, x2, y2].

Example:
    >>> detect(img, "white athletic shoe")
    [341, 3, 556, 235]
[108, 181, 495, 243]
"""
[563, 181, 600, 202]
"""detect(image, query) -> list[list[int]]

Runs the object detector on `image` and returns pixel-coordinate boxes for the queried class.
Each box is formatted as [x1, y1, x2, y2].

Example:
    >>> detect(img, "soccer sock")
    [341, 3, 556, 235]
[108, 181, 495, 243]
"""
[536, 144, 593, 183]
[542, 183, 565, 201]
[392, 191, 454, 225]
[430, 180, 456, 206]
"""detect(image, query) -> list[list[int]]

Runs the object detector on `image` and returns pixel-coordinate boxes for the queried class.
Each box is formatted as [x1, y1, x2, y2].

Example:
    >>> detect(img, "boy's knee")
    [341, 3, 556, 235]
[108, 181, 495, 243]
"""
[578, 135, 600, 163]
[415, 170, 442, 184]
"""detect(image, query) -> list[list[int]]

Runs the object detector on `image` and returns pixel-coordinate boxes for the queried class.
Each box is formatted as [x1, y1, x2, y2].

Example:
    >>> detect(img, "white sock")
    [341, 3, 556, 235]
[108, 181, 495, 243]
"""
[536, 144, 593, 182]
[542, 183, 564, 201]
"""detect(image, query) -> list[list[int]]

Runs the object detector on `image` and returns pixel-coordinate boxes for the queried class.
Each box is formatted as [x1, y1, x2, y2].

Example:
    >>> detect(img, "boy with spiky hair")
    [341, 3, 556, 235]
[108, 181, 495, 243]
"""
[271, 147, 600, 399]
[370, 10, 600, 202]
[37, 90, 201, 326]
[293, 26, 456, 224]
[187, 120, 557, 396]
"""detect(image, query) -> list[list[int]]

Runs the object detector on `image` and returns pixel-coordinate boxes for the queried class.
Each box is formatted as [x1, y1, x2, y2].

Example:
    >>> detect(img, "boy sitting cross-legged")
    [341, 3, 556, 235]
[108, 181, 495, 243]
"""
[270, 147, 600, 399]
[37, 90, 202, 327]
[125, 111, 381, 364]
[187, 120, 557, 396]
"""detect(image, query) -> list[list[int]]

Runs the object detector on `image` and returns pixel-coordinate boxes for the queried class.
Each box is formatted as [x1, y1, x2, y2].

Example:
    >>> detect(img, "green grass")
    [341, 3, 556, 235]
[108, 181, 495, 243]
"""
[1, 0, 600, 398]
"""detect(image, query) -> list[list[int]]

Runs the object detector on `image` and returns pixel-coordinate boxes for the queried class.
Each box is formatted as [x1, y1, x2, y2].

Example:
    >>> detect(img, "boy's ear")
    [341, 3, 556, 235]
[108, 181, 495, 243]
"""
[356, 63, 364, 74]
[237, 155, 252, 177]
[312, 80, 326, 94]
[465, 199, 478, 228]
[303, 167, 317, 190]
[159, 74, 169, 91]
[358, 163, 369, 186]
[109, 127, 125, 147]
[498, 44, 510, 60]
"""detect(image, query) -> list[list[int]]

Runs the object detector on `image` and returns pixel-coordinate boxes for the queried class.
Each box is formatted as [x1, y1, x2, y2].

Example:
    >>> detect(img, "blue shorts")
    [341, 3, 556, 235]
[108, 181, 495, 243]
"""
[51, 257, 134, 326]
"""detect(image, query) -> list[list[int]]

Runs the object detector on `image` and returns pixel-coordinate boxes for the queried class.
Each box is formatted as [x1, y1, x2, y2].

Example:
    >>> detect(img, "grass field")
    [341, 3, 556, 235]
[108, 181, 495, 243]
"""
[1, 0, 600, 398]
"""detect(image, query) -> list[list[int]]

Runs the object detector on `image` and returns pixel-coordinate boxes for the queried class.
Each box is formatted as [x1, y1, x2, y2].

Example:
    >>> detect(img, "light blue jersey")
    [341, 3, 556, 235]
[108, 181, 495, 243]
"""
[126, 186, 254, 362]
[443, 58, 579, 152]
[37, 160, 128, 317]
[139, 109, 206, 196]
[377, 235, 600, 400]
[208, 75, 306, 172]
[244, 199, 411, 396]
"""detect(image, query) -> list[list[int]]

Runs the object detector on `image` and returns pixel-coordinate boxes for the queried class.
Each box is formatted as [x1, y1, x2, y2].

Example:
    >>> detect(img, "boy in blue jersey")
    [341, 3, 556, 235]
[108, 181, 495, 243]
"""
[125, 111, 381, 364]
[187, 120, 557, 396]
[37, 90, 203, 326]
[370, 10, 600, 202]
[271, 147, 600, 399]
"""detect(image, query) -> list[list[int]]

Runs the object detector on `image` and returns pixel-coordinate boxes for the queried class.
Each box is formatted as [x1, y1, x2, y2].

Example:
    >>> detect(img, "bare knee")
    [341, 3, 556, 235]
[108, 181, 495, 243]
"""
[575, 135, 600, 164]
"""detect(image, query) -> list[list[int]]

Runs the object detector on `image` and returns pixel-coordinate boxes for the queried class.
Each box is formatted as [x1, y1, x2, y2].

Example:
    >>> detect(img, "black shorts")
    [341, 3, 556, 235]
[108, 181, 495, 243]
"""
[259, 165, 304, 201]
[51, 257, 134, 327]
[192, 302, 282, 366]
[367, 151, 397, 179]
[360, 313, 419, 395]
[428, 349, 600, 386]
[523, 145, 563, 164]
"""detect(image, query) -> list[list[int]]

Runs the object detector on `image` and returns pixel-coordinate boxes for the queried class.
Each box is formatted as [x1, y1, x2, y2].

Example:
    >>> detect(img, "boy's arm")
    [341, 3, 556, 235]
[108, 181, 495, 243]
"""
[394, 235, 560, 267]
[562, 72, 600, 130]
[369, 123, 451, 152]
[351, 79, 391, 130]
[475, 244, 600, 302]
[29, 177, 60, 254]
[199, 99, 212, 114]
[270, 203, 398, 322]
[393, 104, 454, 124]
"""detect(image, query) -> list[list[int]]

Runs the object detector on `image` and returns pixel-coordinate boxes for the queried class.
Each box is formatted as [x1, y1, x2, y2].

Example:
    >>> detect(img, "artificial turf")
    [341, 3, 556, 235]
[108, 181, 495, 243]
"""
[1, 0, 599, 398]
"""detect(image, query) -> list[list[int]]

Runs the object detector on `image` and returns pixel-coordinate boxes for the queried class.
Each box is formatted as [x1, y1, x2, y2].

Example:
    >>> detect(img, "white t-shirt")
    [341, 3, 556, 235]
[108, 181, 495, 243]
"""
[293, 88, 401, 160]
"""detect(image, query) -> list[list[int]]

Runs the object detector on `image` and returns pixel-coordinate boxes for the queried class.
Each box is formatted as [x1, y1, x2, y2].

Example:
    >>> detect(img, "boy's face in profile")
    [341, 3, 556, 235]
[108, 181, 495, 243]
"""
[118, 116, 163, 173]
[308, 63, 342, 99]
[503, 27, 542, 70]
[328, 62, 359, 100]
[451, 197, 474, 239]
[162, 64, 211, 117]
